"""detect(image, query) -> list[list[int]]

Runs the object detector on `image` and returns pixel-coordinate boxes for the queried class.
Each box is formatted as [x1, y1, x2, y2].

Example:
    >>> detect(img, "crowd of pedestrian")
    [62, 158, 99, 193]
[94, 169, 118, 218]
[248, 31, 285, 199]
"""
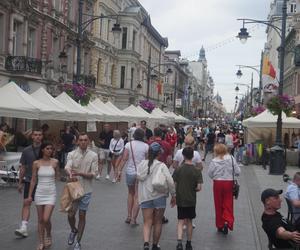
[13, 121, 245, 250]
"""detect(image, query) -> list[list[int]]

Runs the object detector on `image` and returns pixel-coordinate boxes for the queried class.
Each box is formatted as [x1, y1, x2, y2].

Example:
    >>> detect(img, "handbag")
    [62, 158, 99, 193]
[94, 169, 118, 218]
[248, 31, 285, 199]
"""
[152, 163, 168, 193]
[231, 156, 240, 200]
[67, 181, 84, 200]
[59, 185, 72, 212]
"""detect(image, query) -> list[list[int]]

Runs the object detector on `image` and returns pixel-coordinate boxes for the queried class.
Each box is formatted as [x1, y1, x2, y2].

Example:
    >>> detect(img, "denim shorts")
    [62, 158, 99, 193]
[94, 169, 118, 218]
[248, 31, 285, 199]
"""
[73, 192, 92, 211]
[126, 173, 137, 186]
[140, 196, 167, 209]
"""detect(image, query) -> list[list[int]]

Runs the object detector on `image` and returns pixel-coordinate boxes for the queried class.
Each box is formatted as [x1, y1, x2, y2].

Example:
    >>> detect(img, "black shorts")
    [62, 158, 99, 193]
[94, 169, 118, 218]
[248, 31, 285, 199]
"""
[177, 206, 196, 220]
[23, 182, 37, 200]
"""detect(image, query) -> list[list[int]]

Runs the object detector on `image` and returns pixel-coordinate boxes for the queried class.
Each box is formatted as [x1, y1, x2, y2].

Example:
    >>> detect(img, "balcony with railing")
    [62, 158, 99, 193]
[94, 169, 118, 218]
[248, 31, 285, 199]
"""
[5, 56, 42, 75]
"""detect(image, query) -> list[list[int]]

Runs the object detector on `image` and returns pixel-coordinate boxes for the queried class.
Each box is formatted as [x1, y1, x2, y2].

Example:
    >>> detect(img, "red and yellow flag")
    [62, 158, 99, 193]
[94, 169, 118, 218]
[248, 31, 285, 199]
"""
[262, 55, 276, 79]
[156, 80, 163, 95]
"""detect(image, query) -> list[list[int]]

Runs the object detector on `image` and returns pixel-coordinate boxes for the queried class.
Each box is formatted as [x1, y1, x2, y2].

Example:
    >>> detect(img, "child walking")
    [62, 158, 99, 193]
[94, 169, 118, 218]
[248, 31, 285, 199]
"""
[173, 147, 203, 250]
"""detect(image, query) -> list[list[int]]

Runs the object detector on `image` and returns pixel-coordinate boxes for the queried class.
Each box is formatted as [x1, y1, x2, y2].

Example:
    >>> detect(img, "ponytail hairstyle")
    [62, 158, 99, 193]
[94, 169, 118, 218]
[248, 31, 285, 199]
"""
[147, 142, 162, 175]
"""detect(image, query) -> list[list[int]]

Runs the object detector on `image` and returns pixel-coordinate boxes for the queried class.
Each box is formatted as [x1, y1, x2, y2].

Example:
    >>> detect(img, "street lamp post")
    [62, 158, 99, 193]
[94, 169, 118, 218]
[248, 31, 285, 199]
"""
[75, 0, 122, 83]
[236, 64, 261, 104]
[237, 0, 287, 174]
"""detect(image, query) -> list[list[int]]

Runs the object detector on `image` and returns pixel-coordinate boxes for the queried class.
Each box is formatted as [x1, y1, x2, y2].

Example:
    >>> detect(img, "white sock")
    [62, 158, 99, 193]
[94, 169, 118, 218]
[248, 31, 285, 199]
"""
[21, 220, 28, 229]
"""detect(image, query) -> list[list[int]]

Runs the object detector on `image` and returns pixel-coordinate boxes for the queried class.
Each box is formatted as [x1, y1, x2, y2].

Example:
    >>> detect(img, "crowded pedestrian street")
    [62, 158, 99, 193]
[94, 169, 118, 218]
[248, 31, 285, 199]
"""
[0, 153, 278, 250]
[2, 0, 300, 250]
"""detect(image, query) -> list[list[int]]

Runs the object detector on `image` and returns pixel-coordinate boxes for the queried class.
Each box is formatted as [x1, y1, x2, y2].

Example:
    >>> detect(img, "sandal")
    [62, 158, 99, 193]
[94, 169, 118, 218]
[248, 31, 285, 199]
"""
[125, 217, 131, 224]
[44, 236, 52, 248]
[37, 244, 44, 250]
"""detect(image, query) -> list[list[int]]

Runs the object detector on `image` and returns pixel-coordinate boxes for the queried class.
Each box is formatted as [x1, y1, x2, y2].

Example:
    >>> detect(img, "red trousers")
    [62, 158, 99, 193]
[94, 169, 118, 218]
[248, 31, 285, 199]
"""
[213, 180, 234, 230]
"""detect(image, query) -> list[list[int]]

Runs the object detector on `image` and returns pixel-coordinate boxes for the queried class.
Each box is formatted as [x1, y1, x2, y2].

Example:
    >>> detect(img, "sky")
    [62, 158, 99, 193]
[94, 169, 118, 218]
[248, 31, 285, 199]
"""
[139, 0, 273, 112]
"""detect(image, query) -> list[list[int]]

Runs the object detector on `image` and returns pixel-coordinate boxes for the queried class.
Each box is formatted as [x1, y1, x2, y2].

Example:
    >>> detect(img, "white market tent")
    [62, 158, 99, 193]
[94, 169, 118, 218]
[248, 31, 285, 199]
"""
[31, 88, 80, 121]
[166, 111, 189, 123]
[105, 101, 142, 122]
[123, 105, 148, 119]
[242, 110, 300, 144]
[0, 82, 65, 120]
[243, 110, 300, 129]
[56, 92, 103, 121]
[92, 99, 128, 122]
[152, 108, 175, 124]
[86, 102, 116, 122]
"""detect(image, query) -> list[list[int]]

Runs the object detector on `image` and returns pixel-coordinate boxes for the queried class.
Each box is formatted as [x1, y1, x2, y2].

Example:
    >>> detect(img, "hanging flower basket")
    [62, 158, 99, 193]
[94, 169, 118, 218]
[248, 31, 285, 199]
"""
[139, 100, 155, 113]
[251, 106, 266, 117]
[64, 83, 91, 106]
[266, 94, 295, 116]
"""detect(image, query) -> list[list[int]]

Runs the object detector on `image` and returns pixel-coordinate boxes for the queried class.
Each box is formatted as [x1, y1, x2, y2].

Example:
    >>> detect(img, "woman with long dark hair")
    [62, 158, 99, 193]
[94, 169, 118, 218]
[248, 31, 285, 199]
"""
[208, 143, 240, 235]
[137, 142, 176, 250]
[26, 141, 59, 250]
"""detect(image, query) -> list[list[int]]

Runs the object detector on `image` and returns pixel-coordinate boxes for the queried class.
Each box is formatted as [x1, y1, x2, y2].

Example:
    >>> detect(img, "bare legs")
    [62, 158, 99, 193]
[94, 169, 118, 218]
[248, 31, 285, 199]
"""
[111, 156, 122, 181]
[36, 205, 55, 248]
[142, 208, 165, 245]
[127, 182, 139, 224]
[68, 208, 86, 243]
[177, 219, 193, 241]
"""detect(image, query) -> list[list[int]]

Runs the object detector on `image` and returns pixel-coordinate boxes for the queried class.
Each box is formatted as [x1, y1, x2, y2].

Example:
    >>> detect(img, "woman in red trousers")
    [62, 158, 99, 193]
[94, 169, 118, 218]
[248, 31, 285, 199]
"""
[208, 143, 240, 234]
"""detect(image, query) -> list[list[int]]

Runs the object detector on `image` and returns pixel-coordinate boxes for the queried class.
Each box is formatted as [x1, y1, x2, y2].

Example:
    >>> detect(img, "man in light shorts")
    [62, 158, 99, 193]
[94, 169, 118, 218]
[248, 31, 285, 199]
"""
[65, 133, 98, 250]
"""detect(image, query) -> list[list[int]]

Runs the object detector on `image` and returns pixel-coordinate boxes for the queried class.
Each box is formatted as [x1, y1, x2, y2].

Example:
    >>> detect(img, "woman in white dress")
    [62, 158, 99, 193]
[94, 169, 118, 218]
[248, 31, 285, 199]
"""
[26, 141, 59, 250]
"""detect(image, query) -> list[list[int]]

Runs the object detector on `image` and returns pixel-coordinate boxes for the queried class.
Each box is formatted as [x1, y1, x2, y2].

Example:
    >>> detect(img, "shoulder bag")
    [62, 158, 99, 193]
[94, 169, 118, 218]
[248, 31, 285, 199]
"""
[129, 140, 137, 172]
[152, 162, 168, 193]
[109, 139, 120, 158]
[231, 156, 240, 200]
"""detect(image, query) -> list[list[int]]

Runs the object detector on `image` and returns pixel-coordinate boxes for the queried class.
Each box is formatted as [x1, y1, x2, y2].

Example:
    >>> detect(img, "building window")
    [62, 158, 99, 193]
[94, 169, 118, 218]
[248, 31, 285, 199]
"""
[130, 68, 134, 89]
[12, 20, 22, 56]
[132, 30, 136, 51]
[120, 66, 126, 88]
[107, 20, 111, 41]
[27, 28, 36, 57]
[290, 3, 297, 13]
[54, 0, 61, 11]
[122, 27, 127, 49]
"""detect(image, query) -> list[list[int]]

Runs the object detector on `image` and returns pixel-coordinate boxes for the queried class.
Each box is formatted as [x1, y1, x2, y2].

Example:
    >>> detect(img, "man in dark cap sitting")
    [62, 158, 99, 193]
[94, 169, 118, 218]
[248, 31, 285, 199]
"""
[261, 188, 300, 248]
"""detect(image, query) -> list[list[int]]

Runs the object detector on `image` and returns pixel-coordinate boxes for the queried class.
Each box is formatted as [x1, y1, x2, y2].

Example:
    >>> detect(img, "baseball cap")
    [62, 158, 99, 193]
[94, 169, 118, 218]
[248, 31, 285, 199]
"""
[261, 188, 283, 203]
[149, 142, 162, 153]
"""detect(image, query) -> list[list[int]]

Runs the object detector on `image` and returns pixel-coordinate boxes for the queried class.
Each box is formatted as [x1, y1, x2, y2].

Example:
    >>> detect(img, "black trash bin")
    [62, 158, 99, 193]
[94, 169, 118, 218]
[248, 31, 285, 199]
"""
[269, 145, 286, 175]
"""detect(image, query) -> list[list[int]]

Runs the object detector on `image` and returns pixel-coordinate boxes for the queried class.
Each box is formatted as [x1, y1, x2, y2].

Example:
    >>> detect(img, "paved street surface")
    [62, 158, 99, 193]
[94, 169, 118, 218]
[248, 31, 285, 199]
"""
[0, 153, 298, 250]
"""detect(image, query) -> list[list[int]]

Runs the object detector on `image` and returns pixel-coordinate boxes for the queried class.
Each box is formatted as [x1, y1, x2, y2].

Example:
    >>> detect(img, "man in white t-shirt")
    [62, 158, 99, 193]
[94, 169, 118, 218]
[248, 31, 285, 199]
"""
[173, 136, 203, 170]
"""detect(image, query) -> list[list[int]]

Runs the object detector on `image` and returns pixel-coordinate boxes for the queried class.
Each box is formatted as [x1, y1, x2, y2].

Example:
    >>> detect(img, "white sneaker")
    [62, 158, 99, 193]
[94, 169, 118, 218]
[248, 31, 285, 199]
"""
[193, 223, 196, 229]
[112, 178, 116, 183]
[105, 175, 110, 180]
[183, 225, 186, 230]
[96, 174, 101, 180]
[15, 227, 28, 237]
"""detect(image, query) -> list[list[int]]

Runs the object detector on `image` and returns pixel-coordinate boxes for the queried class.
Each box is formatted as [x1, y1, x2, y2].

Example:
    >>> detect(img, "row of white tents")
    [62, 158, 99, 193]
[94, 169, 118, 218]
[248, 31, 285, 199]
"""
[0, 82, 189, 126]
[242, 110, 300, 144]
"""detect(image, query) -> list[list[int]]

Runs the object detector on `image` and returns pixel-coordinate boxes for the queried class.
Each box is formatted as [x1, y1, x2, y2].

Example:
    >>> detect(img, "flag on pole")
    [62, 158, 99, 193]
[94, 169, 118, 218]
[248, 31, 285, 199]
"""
[156, 80, 163, 95]
[262, 55, 278, 93]
[262, 56, 276, 79]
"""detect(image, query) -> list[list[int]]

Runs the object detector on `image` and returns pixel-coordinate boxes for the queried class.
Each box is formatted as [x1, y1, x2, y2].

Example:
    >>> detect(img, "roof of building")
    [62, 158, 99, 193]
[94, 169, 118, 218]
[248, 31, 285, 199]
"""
[142, 16, 168, 47]
[165, 50, 181, 56]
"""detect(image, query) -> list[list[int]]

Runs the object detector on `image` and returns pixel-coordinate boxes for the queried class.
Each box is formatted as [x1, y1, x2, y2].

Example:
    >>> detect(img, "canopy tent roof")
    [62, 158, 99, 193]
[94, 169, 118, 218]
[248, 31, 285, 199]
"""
[243, 110, 300, 128]
[166, 111, 189, 123]
[136, 106, 166, 120]
[0, 82, 64, 120]
[31, 88, 81, 121]
[86, 102, 116, 122]
[92, 99, 128, 122]
[123, 105, 148, 119]
[55, 92, 103, 121]
[152, 108, 175, 123]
